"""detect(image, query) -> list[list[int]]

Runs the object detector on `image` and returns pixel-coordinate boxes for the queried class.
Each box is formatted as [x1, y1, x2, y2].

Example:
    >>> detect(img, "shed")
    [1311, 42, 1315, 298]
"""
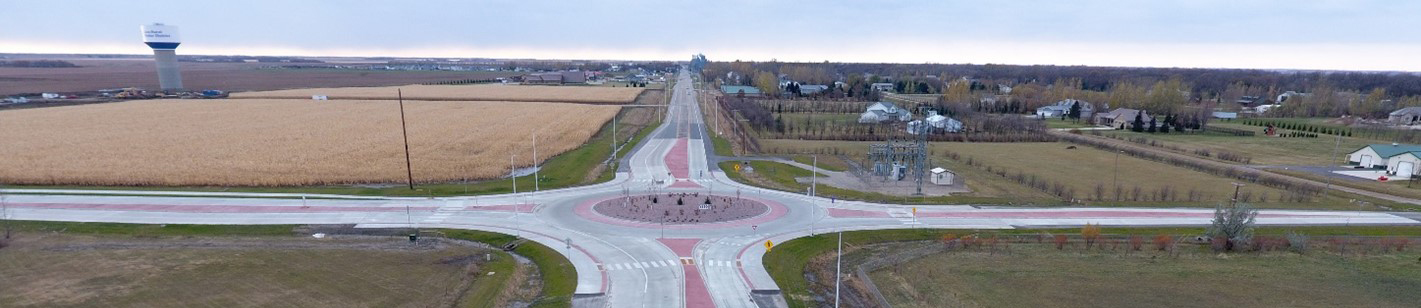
[930, 167, 955, 185]
[1389, 107, 1421, 125]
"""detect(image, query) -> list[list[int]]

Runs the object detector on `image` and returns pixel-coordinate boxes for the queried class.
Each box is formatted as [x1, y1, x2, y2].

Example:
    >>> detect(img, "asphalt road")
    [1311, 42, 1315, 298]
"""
[4, 68, 1420, 308]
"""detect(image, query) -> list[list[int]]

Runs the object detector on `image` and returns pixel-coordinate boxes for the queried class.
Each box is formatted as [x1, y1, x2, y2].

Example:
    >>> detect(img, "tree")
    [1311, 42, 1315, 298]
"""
[1206, 202, 1258, 251]
[1147, 117, 1157, 133]
[1068, 101, 1082, 121]
[1081, 223, 1102, 249]
[1131, 111, 1145, 132]
[1159, 114, 1171, 133]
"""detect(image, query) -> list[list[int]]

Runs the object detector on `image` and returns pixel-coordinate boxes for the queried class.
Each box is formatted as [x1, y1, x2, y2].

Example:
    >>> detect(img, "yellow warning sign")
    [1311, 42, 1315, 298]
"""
[912, 207, 917, 215]
[765, 240, 774, 251]
[733, 163, 742, 172]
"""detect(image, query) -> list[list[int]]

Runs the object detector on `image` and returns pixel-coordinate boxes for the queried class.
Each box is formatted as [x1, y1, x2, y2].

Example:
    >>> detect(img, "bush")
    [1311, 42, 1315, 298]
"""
[1053, 234, 1069, 250]
[1153, 234, 1174, 251]
[1286, 232, 1309, 254]
[1081, 223, 1102, 249]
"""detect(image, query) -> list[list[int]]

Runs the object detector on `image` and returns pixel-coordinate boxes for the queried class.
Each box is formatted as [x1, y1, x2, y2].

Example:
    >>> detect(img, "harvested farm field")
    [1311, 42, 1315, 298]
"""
[0, 59, 520, 96]
[0, 99, 618, 186]
[231, 84, 646, 104]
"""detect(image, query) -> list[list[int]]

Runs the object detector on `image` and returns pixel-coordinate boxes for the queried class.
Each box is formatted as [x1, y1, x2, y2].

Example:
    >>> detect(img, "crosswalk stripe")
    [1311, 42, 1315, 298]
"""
[639, 262, 649, 268]
[632, 262, 643, 269]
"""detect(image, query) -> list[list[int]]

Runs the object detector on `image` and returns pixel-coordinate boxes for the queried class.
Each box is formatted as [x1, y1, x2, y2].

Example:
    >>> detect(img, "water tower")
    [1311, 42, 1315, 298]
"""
[140, 23, 183, 91]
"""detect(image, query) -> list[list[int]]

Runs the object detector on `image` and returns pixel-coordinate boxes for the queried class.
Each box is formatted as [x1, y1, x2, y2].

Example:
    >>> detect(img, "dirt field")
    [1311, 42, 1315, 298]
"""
[871, 242, 1421, 308]
[0, 59, 519, 96]
[0, 99, 618, 186]
[0, 233, 515, 308]
[232, 84, 646, 104]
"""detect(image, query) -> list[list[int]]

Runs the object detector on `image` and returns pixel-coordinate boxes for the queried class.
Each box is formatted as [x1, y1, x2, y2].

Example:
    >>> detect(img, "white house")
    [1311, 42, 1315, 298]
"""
[858, 102, 913, 123]
[1347, 143, 1421, 178]
[1035, 99, 1094, 119]
[870, 82, 895, 92]
[924, 110, 963, 133]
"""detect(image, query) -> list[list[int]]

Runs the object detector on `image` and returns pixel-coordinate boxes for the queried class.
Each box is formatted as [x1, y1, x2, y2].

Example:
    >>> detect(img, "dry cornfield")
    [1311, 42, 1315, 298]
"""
[231, 84, 645, 104]
[0, 99, 618, 186]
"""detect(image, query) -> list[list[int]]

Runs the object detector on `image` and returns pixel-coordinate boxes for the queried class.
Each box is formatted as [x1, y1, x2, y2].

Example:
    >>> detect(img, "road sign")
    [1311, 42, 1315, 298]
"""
[765, 240, 773, 251]
[733, 164, 742, 172]
[912, 207, 917, 215]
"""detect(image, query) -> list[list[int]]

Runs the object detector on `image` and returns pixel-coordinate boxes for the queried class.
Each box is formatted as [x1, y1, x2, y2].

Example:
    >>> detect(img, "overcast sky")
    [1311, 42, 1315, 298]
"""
[4, 0, 1418, 71]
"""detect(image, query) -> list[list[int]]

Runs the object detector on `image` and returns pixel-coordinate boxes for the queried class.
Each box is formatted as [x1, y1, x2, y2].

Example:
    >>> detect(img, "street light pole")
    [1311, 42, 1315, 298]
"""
[511, 154, 518, 195]
[812, 155, 818, 197]
[1325, 132, 1341, 192]
[533, 133, 539, 193]
[834, 231, 843, 308]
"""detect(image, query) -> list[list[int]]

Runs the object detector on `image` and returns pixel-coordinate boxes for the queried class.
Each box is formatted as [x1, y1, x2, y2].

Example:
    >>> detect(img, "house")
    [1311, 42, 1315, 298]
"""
[1234, 96, 1266, 107]
[1035, 99, 1094, 119]
[1276, 91, 1310, 104]
[1211, 111, 1238, 120]
[1347, 143, 1421, 178]
[1388, 107, 1421, 125]
[870, 82, 895, 92]
[930, 167, 955, 185]
[858, 102, 913, 123]
[1093, 108, 1151, 129]
[924, 110, 963, 132]
[720, 85, 762, 97]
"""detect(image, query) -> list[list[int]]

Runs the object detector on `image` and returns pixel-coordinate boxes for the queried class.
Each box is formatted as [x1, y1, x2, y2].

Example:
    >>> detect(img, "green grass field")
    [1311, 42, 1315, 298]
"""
[763, 227, 1421, 308]
[1043, 118, 1098, 129]
[875, 243, 1421, 308]
[1101, 122, 1371, 166]
[757, 139, 1366, 209]
[2, 221, 576, 308]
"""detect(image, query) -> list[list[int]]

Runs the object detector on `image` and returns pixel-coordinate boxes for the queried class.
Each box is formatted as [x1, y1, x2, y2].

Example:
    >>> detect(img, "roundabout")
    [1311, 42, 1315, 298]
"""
[573, 192, 790, 230]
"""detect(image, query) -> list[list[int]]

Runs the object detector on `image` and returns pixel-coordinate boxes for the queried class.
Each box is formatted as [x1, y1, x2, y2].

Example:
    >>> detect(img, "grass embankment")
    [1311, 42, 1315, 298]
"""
[721, 160, 1055, 205]
[765, 227, 1421, 308]
[1044, 118, 1099, 129]
[1, 221, 577, 308]
[11, 103, 662, 197]
[788, 155, 849, 172]
[709, 131, 736, 157]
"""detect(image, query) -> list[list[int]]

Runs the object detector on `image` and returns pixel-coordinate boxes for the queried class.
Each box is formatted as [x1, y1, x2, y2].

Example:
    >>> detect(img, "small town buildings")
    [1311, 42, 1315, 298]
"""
[1234, 95, 1267, 107]
[1035, 99, 1094, 119]
[1276, 91, 1310, 104]
[798, 84, 829, 95]
[930, 167, 955, 185]
[858, 102, 913, 123]
[1347, 143, 1421, 178]
[1093, 108, 1151, 129]
[1388, 107, 1421, 125]
[1211, 111, 1238, 120]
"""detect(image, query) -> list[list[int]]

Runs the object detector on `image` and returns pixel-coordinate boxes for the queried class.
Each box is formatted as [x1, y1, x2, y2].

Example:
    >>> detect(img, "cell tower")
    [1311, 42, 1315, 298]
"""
[141, 23, 183, 91]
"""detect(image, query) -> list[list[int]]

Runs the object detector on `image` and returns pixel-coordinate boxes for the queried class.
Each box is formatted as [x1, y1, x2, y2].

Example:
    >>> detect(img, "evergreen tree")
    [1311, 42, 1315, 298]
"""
[1131, 111, 1145, 132]
[1159, 114, 1172, 133]
[1068, 101, 1082, 121]
[1147, 116, 1158, 133]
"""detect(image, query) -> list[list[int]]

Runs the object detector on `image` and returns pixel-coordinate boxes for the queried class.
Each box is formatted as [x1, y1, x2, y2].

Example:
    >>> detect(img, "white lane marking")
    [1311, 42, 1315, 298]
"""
[632, 262, 644, 269]
[638, 262, 649, 268]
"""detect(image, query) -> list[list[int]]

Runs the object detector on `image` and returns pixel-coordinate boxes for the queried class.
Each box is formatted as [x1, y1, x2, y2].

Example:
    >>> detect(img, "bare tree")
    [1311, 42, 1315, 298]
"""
[1207, 203, 1258, 251]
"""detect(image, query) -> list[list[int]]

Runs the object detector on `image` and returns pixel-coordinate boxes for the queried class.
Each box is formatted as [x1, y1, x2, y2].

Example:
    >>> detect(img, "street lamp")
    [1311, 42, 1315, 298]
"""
[1113, 150, 1122, 198]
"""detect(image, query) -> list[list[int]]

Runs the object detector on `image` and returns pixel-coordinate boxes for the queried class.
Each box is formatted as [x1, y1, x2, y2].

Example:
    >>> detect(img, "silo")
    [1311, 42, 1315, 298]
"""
[140, 23, 183, 92]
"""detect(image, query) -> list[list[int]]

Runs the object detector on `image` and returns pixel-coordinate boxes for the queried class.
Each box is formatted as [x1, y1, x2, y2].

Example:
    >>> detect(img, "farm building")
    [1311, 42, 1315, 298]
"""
[798, 84, 829, 95]
[1035, 99, 1094, 119]
[858, 102, 913, 123]
[1347, 143, 1421, 178]
[930, 167, 955, 185]
[1388, 107, 1421, 124]
[1093, 108, 1151, 129]
[522, 71, 587, 85]
[720, 85, 762, 97]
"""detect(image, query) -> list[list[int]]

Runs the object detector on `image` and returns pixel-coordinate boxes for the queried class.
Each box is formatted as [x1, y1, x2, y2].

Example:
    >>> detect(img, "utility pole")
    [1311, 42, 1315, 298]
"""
[398, 89, 415, 190]
[533, 133, 539, 193]
[1113, 150, 1122, 195]
[834, 231, 843, 308]
[1230, 182, 1245, 207]
[511, 154, 518, 195]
